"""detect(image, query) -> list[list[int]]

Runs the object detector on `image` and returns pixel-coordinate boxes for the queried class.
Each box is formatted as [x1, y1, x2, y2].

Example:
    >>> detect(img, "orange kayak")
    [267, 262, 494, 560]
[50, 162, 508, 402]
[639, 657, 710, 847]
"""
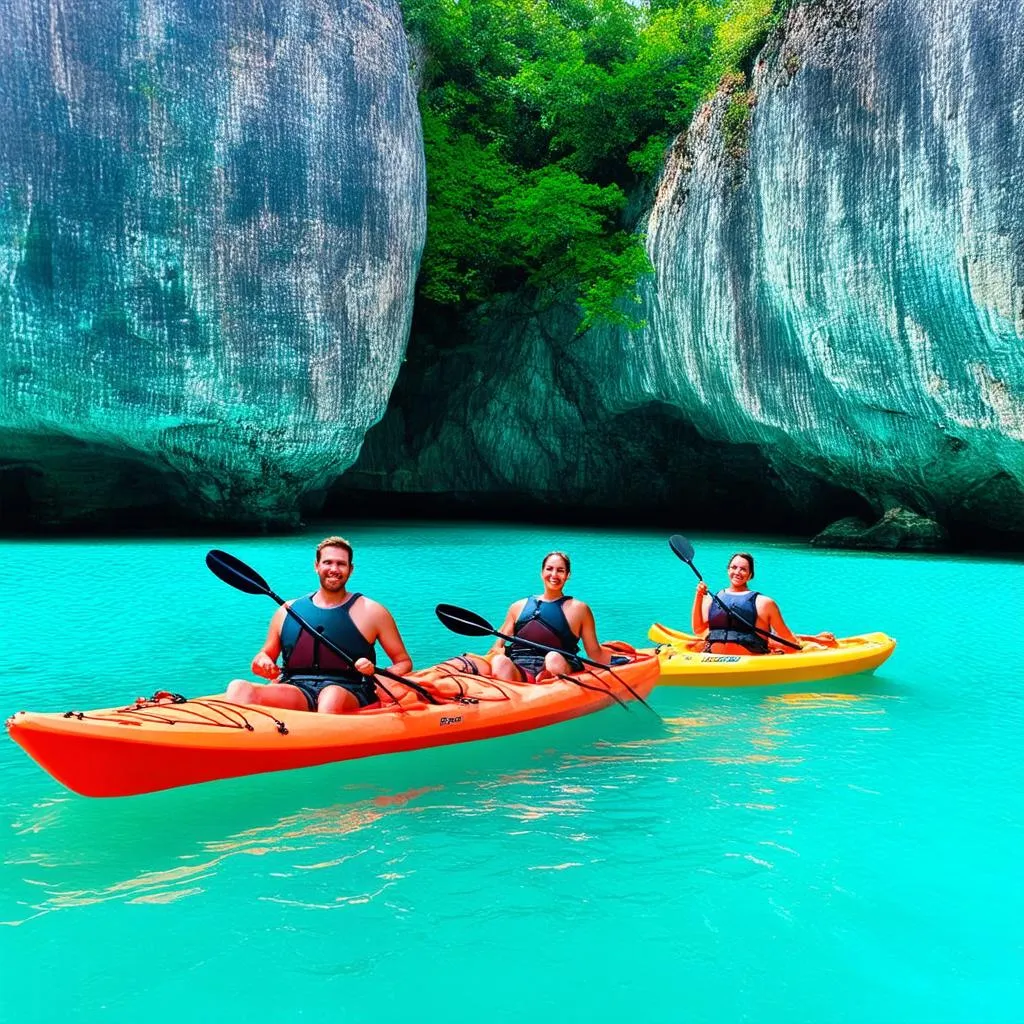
[5, 647, 658, 797]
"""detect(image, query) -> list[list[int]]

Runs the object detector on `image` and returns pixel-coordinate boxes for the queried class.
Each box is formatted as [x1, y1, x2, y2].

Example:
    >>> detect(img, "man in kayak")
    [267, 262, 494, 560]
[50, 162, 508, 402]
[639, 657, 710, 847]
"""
[691, 551, 835, 655]
[225, 536, 413, 713]
[488, 551, 619, 682]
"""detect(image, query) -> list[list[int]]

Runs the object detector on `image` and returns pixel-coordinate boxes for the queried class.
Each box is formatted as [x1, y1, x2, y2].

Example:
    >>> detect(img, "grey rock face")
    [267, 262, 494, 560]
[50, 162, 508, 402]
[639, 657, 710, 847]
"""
[0, 0, 425, 528]
[341, 0, 1024, 547]
[335, 294, 868, 532]
[627, 0, 1024, 541]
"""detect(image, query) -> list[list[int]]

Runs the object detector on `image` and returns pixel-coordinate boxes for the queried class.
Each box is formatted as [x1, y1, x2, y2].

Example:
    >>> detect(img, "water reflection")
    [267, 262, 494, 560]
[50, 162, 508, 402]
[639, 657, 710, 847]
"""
[2, 684, 898, 925]
[0, 711, 657, 920]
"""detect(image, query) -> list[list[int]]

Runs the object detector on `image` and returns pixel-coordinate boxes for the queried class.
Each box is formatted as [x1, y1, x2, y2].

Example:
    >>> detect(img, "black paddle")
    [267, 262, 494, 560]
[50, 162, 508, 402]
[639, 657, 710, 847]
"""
[206, 549, 442, 706]
[668, 534, 802, 651]
[434, 603, 659, 716]
[434, 603, 629, 711]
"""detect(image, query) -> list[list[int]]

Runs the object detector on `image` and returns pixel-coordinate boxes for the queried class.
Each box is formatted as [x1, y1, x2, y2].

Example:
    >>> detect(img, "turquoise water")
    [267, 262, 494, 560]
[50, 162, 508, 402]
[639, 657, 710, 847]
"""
[1, 523, 1022, 1023]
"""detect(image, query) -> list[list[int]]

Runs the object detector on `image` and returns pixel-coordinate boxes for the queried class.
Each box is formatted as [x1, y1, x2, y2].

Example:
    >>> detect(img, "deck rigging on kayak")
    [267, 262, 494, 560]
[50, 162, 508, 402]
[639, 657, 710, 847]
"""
[435, 603, 659, 716]
[6, 648, 660, 796]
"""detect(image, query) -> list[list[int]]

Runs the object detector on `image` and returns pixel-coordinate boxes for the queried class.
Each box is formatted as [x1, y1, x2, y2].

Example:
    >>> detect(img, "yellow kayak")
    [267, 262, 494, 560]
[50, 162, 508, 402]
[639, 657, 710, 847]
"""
[646, 623, 896, 687]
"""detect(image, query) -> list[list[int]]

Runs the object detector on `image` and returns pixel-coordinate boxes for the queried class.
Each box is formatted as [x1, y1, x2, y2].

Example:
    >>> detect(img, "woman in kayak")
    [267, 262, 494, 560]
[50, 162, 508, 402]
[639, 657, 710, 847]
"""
[488, 551, 619, 682]
[692, 552, 836, 655]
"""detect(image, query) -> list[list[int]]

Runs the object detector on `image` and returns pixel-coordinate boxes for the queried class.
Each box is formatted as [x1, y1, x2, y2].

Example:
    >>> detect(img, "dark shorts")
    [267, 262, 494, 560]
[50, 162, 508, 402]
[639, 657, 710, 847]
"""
[283, 675, 379, 712]
[510, 653, 584, 682]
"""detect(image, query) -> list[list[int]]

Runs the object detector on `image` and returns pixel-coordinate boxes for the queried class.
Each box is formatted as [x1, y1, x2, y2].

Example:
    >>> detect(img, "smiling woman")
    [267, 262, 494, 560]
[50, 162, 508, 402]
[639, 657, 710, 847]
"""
[690, 549, 835, 656]
[691, 551, 792, 655]
[488, 550, 620, 682]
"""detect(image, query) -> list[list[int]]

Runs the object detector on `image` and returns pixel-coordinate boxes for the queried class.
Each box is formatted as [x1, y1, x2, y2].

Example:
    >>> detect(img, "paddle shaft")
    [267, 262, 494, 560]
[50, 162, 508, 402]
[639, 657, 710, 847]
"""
[682, 560, 802, 652]
[552, 669, 629, 710]
[491, 627, 657, 713]
[266, 589, 441, 705]
[432, 601, 656, 714]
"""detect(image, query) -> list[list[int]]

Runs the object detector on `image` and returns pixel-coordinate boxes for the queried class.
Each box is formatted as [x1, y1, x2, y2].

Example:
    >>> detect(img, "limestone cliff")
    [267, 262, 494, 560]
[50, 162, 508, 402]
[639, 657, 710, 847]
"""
[0, 0, 425, 528]
[337, 0, 1024, 545]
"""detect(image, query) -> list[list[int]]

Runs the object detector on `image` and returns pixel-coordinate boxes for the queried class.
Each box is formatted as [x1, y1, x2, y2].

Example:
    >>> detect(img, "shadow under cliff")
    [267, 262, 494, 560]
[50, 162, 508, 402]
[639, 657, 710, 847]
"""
[326, 297, 879, 539]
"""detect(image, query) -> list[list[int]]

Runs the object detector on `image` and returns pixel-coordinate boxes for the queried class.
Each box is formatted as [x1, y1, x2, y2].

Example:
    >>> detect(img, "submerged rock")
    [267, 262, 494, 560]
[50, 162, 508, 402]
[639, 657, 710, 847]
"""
[0, 0, 425, 529]
[811, 508, 950, 551]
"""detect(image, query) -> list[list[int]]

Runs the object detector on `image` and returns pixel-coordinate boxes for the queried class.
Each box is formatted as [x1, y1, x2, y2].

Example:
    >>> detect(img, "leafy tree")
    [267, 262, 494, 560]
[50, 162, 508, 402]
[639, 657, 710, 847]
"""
[401, 0, 777, 331]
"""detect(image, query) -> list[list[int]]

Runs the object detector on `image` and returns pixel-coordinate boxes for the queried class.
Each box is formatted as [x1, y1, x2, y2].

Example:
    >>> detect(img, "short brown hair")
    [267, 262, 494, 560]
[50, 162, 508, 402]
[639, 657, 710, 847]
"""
[316, 536, 353, 562]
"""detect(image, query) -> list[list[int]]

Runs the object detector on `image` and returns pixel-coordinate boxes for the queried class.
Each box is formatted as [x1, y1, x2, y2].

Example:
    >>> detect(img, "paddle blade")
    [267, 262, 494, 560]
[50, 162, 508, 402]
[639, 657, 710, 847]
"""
[669, 534, 695, 563]
[435, 603, 495, 638]
[206, 549, 272, 596]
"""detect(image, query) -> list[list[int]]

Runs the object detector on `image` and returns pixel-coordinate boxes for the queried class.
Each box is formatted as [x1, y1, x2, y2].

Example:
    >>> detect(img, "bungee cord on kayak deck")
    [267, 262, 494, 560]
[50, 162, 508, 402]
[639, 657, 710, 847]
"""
[60, 695, 292, 734]
[8, 647, 660, 795]
[553, 670, 630, 710]
[434, 604, 656, 715]
[58, 674, 532, 735]
[433, 644, 629, 711]
[421, 649, 631, 709]
[428, 663, 509, 703]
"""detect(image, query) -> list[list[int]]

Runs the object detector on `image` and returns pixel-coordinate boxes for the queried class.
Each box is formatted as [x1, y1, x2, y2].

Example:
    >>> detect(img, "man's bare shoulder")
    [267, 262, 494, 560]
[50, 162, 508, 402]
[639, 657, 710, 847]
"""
[351, 594, 395, 618]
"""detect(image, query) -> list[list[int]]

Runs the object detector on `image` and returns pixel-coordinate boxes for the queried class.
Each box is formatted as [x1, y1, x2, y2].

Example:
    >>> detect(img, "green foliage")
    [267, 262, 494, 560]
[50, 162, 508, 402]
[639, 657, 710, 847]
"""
[417, 108, 518, 306]
[402, 0, 777, 331]
[721, 77, 756, 159]
[627, 134, 671, 176]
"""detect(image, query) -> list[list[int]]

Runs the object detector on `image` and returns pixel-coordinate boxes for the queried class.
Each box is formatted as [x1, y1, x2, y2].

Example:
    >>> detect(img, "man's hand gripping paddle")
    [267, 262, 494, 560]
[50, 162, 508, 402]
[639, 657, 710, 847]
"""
[206, 549, 441, 705]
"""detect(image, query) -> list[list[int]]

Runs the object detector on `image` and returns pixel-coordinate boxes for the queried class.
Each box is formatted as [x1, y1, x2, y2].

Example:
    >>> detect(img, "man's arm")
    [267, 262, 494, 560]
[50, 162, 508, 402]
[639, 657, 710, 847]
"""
[367, 604, 413, 676]
[252, 605, 287, 679]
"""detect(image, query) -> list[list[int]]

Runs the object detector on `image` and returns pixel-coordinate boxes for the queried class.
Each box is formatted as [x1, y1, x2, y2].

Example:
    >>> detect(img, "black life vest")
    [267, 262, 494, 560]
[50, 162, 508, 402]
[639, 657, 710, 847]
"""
[506, 596, 580, 663]
[280, 592, 377, 682]
[706, 590, 769, 654]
